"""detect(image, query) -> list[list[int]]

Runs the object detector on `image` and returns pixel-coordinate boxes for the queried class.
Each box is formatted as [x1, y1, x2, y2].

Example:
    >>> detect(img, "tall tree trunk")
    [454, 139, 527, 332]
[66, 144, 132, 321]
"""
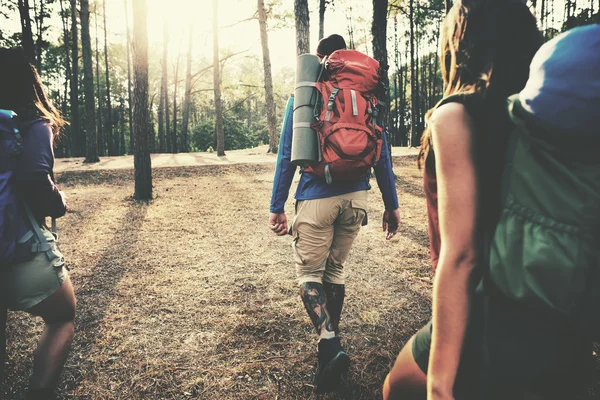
[318, 0, 326, 40]
[124, 0, 134, 153]
[393, 13, 399, 146]
[94, 3, 104, 156]
[409, 0, 417, 147]
[258, 0, 278, 154]
[213, 0, 225, 156]
[18, 0, 36, 63]
[371, 0, 389, 130]
[172, 45, 181, 154]
[33, 0, 44, 70]
[161, 15, 170, 153]
[103, 0, 113, 155]
[60, 0, 72, 156]
[294, 0, 310, 55]
[81, 0, 99, 162]
[181, 24, 193, 153]
[70, 0, 81, 156]
[132, 0, 152, 199]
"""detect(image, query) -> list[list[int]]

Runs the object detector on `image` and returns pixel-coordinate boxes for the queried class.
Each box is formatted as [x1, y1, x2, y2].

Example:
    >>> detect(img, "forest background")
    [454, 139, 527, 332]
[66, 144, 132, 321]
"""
[1, 0, 598, 165]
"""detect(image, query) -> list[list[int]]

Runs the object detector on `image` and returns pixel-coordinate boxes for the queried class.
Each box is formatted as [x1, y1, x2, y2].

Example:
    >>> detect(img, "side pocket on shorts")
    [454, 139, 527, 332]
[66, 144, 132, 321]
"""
[43, 231, 65, 269]
[350, 199, 368, 226]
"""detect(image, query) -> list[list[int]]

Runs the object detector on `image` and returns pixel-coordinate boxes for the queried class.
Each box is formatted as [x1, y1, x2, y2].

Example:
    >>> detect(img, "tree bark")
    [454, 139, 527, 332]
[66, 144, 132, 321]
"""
[132, 0, 152, 200]
[213, 0, 225, 156]
[371, 0, 389, 129]
[81, 0, 99, 162]
[103, 0, 114, 155]
[59, 0, 72, 156]
[258, 0, 278, 154]
[409, 0, 417, 147]
[294, 0, 310, 55]
[181, 24, 193, 153]
[70, 0, 81, 156]
[319, 0, 326, 40]
[160, 15, 170, 153]
[94, 3, 104, 156]
[124, 0, 134, 153]
[18, 0, 36, 63]
[172, 46, 181, 153]
[33, 0, 44, 71]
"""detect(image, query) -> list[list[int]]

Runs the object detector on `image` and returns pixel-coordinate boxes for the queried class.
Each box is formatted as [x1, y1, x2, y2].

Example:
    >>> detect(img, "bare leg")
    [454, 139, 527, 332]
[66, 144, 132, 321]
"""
[26, 275, 76, 391]
[383, 336, 427, 400]
[299, 282, 335, 337]
[323, 281, 344, 336]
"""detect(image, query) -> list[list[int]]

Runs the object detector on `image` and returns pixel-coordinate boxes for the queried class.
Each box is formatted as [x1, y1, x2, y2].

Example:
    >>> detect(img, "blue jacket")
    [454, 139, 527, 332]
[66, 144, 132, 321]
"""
[270, 97, 399, 214]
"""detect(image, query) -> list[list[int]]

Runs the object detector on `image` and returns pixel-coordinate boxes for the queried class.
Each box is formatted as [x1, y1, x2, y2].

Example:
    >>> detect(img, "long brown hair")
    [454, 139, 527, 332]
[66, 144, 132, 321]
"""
[418, 0, 542, 168]
[0, 47, 66, 138]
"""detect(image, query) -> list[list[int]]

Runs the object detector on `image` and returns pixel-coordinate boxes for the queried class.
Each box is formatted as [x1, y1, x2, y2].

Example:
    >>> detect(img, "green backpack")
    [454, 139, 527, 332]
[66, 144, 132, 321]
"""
[488, 95, 600, 338]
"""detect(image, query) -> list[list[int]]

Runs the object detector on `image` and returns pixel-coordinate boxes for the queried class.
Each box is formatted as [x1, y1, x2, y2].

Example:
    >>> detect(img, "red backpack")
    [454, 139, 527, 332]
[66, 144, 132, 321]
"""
[305, 49, 384, 183]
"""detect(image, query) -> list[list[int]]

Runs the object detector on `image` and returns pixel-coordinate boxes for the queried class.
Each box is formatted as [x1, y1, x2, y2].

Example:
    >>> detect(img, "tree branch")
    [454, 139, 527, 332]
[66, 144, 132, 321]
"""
[220, 11, 258, 29]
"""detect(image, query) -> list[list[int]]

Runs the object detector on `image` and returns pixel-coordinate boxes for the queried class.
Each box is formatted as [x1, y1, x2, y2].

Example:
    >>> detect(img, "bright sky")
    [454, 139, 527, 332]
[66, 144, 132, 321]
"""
[2, 0, 574, 75]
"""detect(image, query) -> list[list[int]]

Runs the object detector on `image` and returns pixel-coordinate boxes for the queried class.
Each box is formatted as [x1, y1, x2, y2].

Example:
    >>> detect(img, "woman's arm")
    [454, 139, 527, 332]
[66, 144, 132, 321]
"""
[427, 103, 479, 399]
[15, 121, 67, 219]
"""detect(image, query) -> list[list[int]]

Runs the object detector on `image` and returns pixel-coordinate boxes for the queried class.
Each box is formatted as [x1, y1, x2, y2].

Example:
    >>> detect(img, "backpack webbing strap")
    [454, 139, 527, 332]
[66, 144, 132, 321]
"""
[23, 204, 54, 260]
[350, 90, 359, 116]
[294, 81, 317, 90]
[325, 88, 340, 121]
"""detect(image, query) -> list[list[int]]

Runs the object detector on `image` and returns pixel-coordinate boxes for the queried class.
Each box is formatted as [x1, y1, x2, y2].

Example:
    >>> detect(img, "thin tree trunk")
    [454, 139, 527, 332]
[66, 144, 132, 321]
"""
[181, 24, 193, 153]
[94, 3, 104, 156]
[258, 0, 278, 154]
[18, 0, 36, 63]
[161, 15, 170, 153]
[172, 43, 181, 154]
[70, 0, 81, 156]
[409, 0, 417, 147]
[213, 0, 225, 156]
[294, 0, 310, 55]
[103, 0, 113, 155]
[60, 0, 72, 156]
[124, 0, 134, 153]
[33, 0, 44, 70]
[371, 0, 389, 130]
[81, 0, 99, 162]
[132, 0, 152, 199]
[318, 0, 326, 40]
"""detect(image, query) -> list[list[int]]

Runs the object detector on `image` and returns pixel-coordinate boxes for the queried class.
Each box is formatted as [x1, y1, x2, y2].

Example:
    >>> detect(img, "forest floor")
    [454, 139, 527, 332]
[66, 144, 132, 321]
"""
[53, 146, 419, 173]
[2, 153, 598, 399]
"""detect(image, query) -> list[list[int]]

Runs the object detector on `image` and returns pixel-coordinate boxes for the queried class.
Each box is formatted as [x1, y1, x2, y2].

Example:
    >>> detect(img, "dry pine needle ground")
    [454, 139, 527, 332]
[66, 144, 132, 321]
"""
[1, 156, 599, 399]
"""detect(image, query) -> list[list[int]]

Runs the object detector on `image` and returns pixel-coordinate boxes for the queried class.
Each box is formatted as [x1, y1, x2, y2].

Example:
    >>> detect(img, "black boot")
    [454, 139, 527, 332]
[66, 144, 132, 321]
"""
[26, 388, 57, 400]
[314, 336, 350, 394]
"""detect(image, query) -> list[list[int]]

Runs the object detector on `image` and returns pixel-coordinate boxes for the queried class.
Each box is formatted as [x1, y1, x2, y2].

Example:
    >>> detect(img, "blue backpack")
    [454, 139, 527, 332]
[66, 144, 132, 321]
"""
[0, 109, 24, 266]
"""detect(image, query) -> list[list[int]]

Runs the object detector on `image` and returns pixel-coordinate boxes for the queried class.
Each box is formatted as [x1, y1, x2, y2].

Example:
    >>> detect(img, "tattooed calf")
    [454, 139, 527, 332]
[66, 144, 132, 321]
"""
[300, 282, 335, 335]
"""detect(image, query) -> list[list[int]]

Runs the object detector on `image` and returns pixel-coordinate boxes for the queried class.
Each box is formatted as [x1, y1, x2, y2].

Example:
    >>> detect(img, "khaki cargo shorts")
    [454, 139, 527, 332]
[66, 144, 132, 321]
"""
[290, 190, 368, 285]
[1, 231, 68, 311]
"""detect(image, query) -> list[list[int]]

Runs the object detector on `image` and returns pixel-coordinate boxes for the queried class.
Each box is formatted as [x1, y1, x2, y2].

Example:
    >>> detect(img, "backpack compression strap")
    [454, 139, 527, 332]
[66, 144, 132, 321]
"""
[23, 204, 55, 261]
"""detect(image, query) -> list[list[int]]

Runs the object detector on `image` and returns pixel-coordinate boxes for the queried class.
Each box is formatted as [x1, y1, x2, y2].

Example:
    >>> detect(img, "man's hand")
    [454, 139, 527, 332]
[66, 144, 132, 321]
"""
[269, 213, 289, 236]
[382, 209, 400, 240]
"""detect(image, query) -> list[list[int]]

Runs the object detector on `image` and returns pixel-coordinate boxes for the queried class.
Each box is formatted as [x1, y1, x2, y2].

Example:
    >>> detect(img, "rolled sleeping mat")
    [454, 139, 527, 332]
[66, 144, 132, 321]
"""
[291, 54, 321, 167]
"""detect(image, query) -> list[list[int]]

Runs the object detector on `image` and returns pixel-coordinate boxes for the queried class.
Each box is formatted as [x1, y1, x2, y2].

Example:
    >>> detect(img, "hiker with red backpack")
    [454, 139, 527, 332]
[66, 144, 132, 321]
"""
[269, 34, 400, 394]
[0, 48, 75, 400]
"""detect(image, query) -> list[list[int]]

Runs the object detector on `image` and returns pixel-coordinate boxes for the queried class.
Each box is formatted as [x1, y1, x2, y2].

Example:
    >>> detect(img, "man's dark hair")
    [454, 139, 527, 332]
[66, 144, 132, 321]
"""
[316, 34, 347, 58]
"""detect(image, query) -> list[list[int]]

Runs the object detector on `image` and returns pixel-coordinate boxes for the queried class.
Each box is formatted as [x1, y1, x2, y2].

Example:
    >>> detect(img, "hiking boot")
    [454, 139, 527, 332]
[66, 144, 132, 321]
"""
[314, 336, 350, 394]
[26, 388, 57, 400]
